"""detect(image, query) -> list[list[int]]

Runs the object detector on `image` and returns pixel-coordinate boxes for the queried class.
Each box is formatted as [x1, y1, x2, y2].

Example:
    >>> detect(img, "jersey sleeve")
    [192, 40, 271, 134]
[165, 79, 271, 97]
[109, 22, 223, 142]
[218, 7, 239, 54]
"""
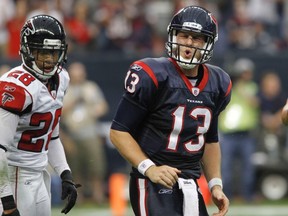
[111, 59, 159, 132]
[205, 66, 232, 143]
[0, 108, 19, 150]
[48, 137, 70, 176]
[215, 70, 232, 115]
[0, 81, 32, 115]
[123, 60, 159, 108]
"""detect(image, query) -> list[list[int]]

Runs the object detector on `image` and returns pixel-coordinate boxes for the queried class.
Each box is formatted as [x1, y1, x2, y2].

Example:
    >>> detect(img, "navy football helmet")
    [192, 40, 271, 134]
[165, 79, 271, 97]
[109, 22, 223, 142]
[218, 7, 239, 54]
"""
[20, 15, 67, 81]
[166, 6, 218, 69]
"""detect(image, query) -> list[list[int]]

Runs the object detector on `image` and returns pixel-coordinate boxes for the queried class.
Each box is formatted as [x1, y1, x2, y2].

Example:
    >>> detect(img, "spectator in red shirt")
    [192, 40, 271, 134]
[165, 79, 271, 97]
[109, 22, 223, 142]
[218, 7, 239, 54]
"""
[6, 0, 27, 59]
[65, 1, 97, 52]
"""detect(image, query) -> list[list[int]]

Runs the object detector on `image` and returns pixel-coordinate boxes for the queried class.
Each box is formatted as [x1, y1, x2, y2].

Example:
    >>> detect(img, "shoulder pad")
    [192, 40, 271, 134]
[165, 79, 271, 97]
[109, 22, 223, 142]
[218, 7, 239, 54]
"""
[0, 81, 29, 113]
[130, 57, 170, 88]
[206, 64, 232, 97]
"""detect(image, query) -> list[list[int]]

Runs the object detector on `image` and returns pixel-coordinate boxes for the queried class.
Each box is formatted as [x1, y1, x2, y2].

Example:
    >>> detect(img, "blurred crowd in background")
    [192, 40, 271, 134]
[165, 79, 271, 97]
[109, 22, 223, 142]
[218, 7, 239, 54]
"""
[1, 0, 288, 215]
[1, 0, 288, 60]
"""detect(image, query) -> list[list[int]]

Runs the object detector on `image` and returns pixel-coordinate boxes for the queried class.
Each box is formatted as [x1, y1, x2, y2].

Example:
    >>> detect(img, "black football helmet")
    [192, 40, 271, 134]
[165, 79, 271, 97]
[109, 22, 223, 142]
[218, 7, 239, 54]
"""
[20, 15, 67, 81]
[166, 6, 218, 69]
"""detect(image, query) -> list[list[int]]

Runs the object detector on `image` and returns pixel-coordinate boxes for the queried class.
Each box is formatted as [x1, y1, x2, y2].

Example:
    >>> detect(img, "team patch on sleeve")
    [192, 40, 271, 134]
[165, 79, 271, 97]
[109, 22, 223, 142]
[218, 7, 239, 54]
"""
[0, 81, 28, 113]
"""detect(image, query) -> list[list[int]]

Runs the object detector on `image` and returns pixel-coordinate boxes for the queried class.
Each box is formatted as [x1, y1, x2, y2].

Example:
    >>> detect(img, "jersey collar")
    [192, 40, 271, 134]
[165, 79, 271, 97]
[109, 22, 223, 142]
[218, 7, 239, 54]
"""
[168, 58, 209, 95]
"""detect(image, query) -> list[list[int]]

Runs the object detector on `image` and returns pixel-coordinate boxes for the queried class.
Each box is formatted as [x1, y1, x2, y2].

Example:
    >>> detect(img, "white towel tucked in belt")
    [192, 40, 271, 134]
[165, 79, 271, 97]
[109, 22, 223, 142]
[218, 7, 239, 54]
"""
[178, 178, 199, 216]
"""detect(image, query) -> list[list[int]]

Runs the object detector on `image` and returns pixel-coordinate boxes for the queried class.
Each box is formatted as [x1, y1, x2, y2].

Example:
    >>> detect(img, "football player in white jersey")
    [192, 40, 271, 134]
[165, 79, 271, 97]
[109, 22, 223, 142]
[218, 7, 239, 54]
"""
[0, 15, 80, 216]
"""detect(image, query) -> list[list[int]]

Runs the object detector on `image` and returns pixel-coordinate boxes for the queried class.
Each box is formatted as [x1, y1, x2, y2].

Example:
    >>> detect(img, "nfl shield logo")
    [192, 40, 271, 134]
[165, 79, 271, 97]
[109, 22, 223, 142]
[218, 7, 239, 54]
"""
[192, 87, 199, 96]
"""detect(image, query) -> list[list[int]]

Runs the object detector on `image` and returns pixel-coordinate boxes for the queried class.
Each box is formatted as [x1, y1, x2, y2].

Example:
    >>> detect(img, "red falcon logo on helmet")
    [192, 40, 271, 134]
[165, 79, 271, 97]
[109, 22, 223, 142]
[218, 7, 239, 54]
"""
[22, 20, 35, 36]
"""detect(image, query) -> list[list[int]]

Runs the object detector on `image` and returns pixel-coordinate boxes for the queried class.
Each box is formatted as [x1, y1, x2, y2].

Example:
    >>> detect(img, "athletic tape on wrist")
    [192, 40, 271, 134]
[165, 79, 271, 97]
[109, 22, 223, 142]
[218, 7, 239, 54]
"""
[208, 178, 223, 191]
[137, 159, 155, 176]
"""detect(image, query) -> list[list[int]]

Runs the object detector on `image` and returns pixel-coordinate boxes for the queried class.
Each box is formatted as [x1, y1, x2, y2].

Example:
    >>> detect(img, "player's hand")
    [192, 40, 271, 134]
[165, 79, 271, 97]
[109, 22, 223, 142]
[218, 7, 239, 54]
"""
[145, 165, 181, 188]
[60, 170, 81, 214]
[211, 186, 229, 216]
[2, 208, 20, 216]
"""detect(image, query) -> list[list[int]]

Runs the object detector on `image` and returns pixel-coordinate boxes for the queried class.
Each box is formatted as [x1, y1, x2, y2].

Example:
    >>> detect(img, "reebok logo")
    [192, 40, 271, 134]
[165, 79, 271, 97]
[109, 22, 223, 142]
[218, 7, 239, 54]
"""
[183, 180, 192, 185]
[158, 189, 173, 194]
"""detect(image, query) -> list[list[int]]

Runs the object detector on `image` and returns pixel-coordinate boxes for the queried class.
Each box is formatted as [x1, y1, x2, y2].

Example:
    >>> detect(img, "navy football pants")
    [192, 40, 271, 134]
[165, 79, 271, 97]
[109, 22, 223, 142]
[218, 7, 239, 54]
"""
[129, 174, 209, 216]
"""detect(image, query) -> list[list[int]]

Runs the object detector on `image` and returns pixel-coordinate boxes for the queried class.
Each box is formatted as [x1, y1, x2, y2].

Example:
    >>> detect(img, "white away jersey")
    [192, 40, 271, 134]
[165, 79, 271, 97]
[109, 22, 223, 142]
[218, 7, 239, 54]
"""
[0, 65, 69, 171]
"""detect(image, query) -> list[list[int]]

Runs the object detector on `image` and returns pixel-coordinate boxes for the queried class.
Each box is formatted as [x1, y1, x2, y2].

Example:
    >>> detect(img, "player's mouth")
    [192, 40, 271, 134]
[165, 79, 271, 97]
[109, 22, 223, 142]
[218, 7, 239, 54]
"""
[43, 67, 54, 73]
[183, 49, 193, 59]
[42, 61, 55, 73]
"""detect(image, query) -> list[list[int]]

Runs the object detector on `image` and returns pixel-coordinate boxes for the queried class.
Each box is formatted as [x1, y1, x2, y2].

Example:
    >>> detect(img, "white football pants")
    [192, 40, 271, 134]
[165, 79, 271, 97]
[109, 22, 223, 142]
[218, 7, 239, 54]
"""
[0, 166, 51, 216]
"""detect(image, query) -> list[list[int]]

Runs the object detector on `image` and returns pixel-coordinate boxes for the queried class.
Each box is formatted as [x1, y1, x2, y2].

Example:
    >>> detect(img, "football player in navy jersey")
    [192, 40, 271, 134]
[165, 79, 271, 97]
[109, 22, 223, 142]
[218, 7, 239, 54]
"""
[110, 5, 231, 216]
[0, 15, 80, 216]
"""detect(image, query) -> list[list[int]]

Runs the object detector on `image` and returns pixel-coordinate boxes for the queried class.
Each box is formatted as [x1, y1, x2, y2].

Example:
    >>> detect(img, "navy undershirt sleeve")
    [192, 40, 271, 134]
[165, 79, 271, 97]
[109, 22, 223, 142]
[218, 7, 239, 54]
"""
[111, 97, 148, 133]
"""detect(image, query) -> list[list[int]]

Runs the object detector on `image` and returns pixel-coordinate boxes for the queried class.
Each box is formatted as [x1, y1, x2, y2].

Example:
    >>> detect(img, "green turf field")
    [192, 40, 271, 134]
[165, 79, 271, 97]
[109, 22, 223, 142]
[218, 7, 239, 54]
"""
[52, 201, 288, 216]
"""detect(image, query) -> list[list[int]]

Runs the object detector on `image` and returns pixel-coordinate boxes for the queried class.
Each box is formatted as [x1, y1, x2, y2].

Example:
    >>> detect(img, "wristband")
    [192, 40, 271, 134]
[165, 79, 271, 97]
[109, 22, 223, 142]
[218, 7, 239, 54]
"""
[137, 159, 155, 176]
[208, 178, 223, 191]
[1, 195, 16, 210]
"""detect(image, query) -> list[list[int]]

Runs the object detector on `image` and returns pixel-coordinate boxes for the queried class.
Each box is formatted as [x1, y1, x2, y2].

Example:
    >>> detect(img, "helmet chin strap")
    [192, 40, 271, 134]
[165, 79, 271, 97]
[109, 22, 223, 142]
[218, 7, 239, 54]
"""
[172, 41, 203, 70]
[177, 56, 199, 70]
[31, 61, 57, 81]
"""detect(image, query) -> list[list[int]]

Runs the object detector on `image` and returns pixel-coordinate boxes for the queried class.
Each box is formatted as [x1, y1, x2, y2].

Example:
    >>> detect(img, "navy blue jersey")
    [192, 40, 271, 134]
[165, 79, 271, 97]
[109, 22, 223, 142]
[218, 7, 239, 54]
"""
[111, 57, 232, 179]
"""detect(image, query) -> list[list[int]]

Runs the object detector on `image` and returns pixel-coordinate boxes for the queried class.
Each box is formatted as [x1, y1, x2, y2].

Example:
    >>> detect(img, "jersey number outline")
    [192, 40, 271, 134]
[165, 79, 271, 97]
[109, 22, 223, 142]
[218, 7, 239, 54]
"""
[18, 108, 62, 152]
[124, 70, 139, 93]
[8, 71, 36, 86]
[167, 106, 211, 152]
